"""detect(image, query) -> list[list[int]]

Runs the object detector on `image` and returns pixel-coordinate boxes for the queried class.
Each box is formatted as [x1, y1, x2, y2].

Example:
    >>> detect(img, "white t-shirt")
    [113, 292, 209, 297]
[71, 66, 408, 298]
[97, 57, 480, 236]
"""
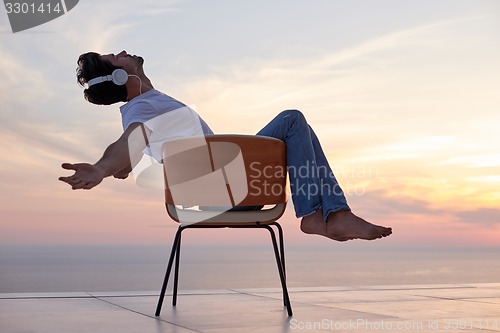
[120, 89, 213, 162]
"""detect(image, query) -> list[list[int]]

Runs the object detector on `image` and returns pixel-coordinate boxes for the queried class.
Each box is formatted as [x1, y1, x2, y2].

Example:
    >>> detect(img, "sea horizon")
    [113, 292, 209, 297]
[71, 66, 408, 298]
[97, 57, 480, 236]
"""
[1, 244, 499, 294]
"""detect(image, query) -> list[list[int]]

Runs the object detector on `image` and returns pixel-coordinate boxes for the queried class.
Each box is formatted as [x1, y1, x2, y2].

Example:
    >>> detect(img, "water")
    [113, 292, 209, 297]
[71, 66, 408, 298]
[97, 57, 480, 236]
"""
[1, 245, 499, 293]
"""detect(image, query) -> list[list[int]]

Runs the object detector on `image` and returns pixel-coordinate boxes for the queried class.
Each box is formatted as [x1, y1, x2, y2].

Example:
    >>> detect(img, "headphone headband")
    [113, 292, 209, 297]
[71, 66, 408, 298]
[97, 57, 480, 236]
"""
[87, 68, 129, 87]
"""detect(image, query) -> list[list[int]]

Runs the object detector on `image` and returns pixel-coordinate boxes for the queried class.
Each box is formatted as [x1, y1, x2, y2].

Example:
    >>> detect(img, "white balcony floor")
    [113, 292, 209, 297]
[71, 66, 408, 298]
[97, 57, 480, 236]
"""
[2, 283, 500, 332]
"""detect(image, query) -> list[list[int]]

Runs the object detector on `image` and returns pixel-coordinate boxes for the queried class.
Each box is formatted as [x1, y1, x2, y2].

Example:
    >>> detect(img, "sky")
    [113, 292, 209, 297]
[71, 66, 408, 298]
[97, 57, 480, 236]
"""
[0, 0, 499, 248]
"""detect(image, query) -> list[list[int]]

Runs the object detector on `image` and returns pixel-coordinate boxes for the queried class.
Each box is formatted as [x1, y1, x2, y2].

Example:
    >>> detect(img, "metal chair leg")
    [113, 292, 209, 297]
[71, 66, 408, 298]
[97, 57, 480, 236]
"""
[271, 222, 286, 280]
[270, 222, 288, 307]
[156, 223, 293, 317]
[172, 228, 183, 306]
[155, 227, 182, 316]
[263, 225, 293, 316]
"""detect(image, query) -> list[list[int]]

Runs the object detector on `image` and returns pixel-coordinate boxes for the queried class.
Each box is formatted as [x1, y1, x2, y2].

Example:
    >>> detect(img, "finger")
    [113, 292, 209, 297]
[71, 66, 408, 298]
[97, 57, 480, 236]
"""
[82, 182, 96, 190]
[61, 163, 77, 170]
[80, 181, 99, 190]
[71, 182, 87, 190]
[59, 176, 73, 184]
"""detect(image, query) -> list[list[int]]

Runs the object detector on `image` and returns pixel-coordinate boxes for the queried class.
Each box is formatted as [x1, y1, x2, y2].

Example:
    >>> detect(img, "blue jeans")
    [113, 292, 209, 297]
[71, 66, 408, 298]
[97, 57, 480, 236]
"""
[256, 110, 350, 222]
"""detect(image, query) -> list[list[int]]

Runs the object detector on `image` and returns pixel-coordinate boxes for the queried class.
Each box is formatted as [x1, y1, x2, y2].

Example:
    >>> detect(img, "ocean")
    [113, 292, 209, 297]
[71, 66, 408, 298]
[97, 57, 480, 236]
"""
[1, 245, 499, 293]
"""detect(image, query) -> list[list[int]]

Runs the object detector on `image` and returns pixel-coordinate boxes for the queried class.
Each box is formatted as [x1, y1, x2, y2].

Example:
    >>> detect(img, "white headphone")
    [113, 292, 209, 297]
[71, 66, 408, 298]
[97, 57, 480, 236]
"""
[87, 68, 129, 87]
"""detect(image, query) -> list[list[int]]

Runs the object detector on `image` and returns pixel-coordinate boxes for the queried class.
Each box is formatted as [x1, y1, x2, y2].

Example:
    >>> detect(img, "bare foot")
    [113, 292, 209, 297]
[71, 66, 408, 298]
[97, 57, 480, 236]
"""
[300, 210, 326, 234]
[301, 209, 392, 242]
[327, 210, 392, 241]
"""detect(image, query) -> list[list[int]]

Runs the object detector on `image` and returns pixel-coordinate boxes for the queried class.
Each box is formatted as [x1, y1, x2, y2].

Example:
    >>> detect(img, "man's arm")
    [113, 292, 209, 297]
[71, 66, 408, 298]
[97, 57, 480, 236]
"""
[113, 164, 133, 179]
[59, 122, 148, 190]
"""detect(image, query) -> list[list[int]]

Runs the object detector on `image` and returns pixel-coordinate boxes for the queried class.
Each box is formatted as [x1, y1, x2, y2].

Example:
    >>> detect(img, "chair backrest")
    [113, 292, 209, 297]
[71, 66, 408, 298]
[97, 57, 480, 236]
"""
[162, 135, 287, 210]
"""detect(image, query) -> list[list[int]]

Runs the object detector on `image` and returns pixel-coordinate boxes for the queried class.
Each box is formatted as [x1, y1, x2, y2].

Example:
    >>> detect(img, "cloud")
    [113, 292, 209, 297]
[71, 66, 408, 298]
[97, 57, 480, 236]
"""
[180, 13, 500, 142]
[455, 208, 500, 226]
[0, 48, 103, 166]
[347, 189, 444, 218]
[310, 15, 493, 70]
[346, 186, 500, 229]
[0, 51, 46, 106]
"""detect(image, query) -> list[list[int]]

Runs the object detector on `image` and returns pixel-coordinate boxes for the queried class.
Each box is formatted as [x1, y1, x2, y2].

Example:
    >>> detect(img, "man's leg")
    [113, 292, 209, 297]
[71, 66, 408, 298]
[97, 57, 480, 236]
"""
[305, 126, 391, 241]
[257, 110, 392, 241]
[257, 110, 338, 217]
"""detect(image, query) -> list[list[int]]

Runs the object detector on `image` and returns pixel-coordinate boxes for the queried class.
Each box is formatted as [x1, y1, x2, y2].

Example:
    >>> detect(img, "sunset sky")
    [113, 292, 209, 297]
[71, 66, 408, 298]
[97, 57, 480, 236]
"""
[1, 0, 499, 247]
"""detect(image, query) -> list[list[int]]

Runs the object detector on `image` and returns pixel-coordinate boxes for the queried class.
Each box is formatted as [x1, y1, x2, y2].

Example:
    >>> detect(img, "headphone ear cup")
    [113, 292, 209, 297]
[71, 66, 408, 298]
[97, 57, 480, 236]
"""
[111, 69, 129, 85]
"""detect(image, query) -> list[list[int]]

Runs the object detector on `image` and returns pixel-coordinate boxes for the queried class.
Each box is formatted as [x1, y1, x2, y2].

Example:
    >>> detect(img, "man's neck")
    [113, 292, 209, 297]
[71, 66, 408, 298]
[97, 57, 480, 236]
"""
[126, 76, 154, 101]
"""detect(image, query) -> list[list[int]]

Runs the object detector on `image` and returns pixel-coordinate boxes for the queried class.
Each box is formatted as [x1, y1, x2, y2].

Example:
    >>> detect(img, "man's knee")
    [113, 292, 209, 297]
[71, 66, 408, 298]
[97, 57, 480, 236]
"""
[279, 109, 306, 122]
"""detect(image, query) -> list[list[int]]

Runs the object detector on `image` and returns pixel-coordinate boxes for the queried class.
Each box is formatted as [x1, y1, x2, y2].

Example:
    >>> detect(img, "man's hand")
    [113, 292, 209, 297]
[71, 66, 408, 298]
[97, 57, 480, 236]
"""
[59, 123, 146, 190]
[59, 163, 105, 190]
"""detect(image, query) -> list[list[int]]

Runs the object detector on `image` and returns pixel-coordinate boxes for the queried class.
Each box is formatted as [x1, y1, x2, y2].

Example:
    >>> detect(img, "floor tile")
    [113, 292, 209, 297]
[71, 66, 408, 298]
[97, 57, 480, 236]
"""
[1, 283, 499, 333]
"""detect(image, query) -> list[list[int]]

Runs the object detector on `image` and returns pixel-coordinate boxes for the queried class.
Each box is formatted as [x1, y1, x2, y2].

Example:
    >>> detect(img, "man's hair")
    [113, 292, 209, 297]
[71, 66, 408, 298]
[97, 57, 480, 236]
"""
[76, 52, 128, 105]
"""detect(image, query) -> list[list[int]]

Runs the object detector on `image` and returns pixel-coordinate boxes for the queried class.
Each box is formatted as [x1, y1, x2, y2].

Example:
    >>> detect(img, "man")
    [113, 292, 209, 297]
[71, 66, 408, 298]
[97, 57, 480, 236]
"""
[60, 50, 392, 241]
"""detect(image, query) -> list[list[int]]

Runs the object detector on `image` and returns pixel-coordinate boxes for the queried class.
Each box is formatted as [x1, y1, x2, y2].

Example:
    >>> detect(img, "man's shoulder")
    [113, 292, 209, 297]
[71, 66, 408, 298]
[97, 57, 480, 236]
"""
[120, 89, 190, 127]
[121, 89, 159, 109]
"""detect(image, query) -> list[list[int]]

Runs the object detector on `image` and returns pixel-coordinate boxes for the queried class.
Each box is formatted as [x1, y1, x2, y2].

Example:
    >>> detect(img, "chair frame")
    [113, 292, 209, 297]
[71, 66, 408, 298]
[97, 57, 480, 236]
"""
[154, 221, 293, 316]
[154, 135, 293, 317]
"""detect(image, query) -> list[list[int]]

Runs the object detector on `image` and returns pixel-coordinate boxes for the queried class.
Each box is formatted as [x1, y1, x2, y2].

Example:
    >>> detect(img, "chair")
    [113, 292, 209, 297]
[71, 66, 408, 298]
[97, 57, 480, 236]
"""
[155, 134, 293, 316]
